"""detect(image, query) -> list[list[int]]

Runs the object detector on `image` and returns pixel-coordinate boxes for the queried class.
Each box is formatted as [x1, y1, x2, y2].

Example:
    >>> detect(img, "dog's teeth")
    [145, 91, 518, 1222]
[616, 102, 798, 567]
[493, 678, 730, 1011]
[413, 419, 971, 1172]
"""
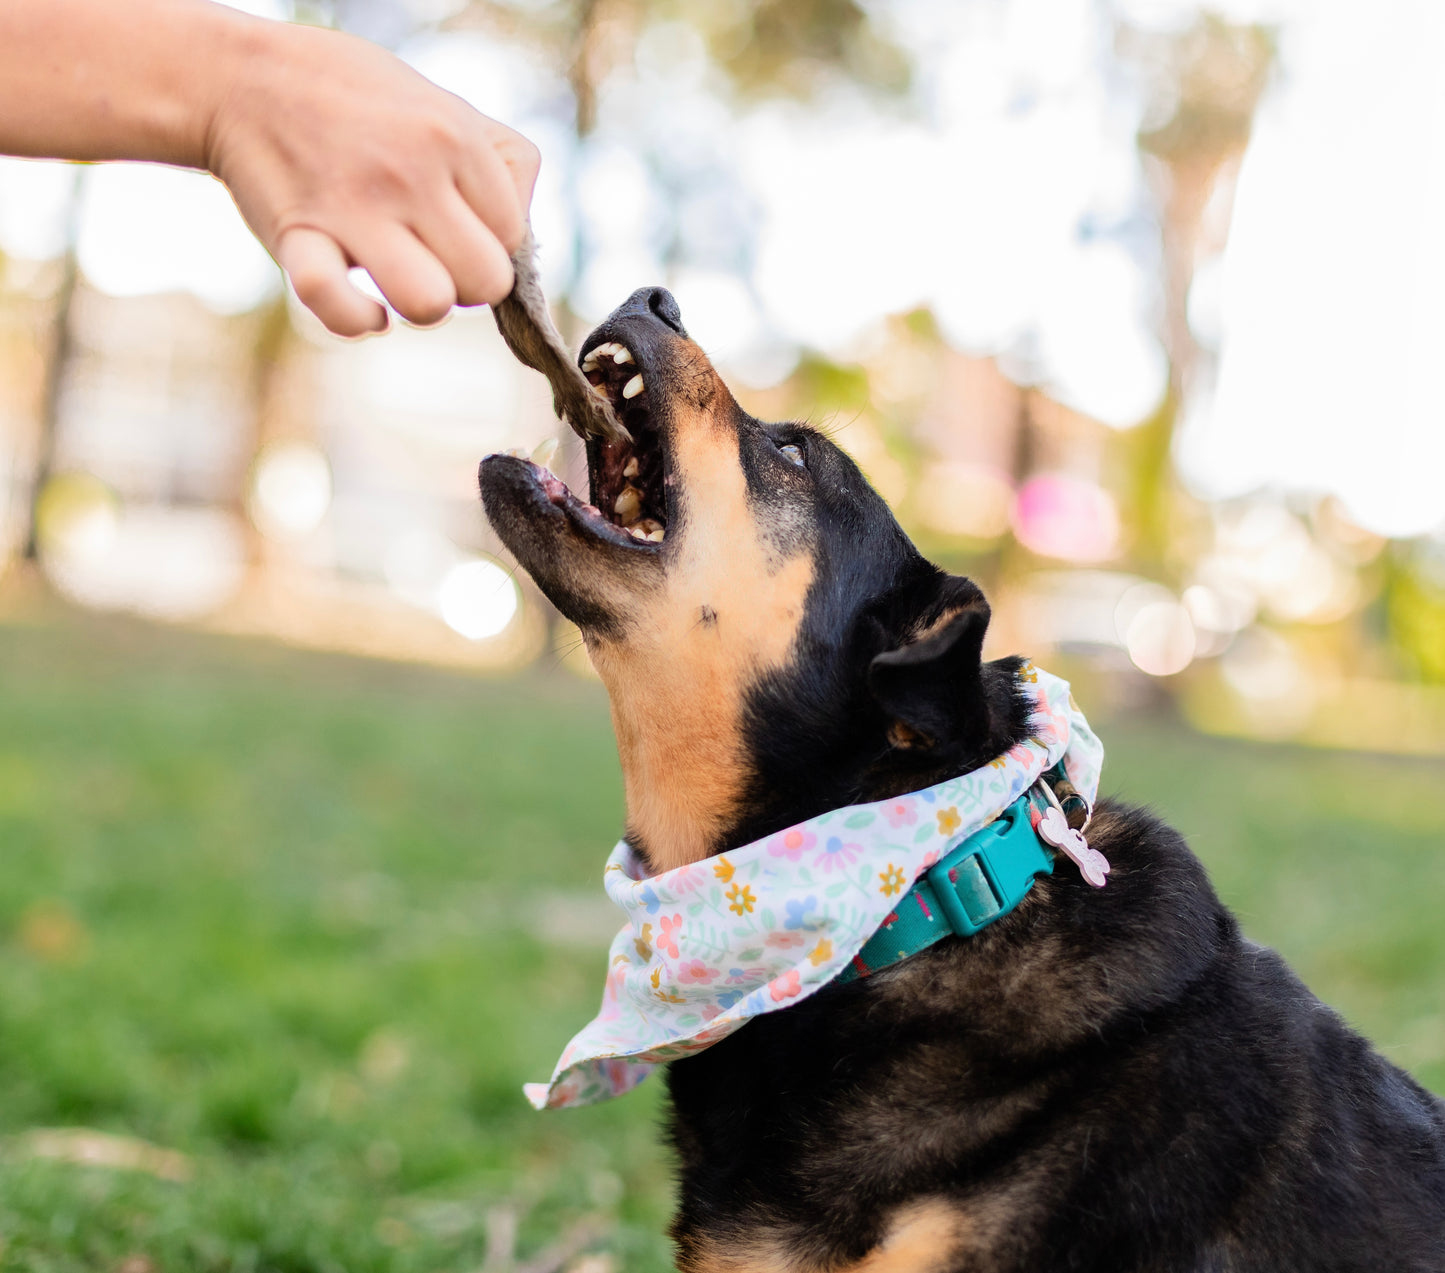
[646, 528, 665, 542]
[614, 347, 634, 364]
[581, 355, 599, 372]
[614, 486, 642, 520]
[593, 342, 620, 357]
[622, 457, 639, 478]
[622, 374, 645, 399]
[629, 526, 649, 540]
[505, 446, 528, 459]
[531, 436, 559, 467]
[590, 382, 609, 398]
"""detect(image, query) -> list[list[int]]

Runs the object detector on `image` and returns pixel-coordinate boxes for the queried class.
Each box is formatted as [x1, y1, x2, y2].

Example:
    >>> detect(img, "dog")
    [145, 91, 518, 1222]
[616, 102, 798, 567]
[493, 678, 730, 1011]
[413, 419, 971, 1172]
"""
[479, 287, 1445, 1272]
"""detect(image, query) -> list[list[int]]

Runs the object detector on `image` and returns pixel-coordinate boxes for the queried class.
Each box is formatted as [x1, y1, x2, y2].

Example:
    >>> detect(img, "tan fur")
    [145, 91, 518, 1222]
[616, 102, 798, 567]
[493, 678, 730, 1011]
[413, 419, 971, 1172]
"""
[886, 720, 932, 750]
[587, 352, 815, 870]
[681, 1198, 967, 1273]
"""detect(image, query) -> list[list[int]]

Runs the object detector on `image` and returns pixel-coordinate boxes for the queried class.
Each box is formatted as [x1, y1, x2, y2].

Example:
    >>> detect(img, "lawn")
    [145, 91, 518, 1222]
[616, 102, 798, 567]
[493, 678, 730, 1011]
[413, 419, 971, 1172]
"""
[0, 606, 1441, 1272]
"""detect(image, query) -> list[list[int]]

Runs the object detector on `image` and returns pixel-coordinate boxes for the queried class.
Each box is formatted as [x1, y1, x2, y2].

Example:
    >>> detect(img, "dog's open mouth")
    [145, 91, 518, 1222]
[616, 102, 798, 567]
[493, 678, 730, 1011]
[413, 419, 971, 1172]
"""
[568, 337, 669, 549]
[481, 302, 681, 567]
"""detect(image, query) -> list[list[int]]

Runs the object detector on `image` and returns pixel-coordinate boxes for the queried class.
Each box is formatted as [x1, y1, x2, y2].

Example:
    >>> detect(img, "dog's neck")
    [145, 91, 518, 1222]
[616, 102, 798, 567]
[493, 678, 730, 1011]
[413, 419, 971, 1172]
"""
[614, 659, 1036, 874]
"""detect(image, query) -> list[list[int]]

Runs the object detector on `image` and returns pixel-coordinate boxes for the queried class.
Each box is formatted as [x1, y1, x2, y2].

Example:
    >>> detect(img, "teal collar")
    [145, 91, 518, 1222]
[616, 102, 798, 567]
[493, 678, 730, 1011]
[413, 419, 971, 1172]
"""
[837, 790, 1054, 983]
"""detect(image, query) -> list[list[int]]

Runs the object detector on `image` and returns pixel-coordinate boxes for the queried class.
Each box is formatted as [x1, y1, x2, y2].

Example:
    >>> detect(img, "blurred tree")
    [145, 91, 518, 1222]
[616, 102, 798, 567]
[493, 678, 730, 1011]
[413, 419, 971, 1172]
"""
[1388, 545, 1445, 684]
[450, 0, 911, 136]
[1118, 13, 1274, 569]
[21, 166, 83, 563]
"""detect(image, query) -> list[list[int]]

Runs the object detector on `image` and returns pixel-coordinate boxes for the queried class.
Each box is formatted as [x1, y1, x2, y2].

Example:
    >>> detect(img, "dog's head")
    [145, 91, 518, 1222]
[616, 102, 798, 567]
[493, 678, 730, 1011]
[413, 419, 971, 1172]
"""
[480, 288, 1031, 871]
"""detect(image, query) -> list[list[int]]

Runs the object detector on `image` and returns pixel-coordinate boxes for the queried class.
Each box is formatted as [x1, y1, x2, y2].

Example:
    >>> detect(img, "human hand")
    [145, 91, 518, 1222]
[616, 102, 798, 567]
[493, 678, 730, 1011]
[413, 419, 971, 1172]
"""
[205, 19, 539, 337]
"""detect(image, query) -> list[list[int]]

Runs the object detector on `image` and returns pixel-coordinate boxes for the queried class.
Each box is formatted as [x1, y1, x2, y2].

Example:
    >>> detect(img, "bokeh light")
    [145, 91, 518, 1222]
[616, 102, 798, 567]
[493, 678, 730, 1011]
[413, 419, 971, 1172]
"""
[437, 559, 520, 641]
[1012, 474, 1121, 564]
[249, 441, 332, 541]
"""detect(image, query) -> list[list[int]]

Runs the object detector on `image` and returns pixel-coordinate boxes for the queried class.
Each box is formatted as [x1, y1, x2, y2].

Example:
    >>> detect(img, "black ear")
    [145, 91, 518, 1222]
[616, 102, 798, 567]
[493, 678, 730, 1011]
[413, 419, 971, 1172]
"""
[867, 575, 1011, 758]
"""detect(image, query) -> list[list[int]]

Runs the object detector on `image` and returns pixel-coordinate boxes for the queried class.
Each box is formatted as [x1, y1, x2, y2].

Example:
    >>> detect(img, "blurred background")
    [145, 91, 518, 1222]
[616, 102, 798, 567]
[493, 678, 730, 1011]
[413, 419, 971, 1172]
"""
[0, 1, 1442, 1270]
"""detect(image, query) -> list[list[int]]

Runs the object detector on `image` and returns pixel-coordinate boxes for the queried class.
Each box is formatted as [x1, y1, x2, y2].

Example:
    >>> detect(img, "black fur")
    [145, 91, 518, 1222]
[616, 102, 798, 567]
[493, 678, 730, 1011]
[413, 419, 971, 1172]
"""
[481, 290, 1445, 1271]
[668, 804, 1445, 1270]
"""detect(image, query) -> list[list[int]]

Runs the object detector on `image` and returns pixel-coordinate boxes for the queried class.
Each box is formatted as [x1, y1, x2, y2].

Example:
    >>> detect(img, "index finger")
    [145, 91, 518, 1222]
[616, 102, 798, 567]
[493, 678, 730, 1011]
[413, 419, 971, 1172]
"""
[455, 122, 540, 254]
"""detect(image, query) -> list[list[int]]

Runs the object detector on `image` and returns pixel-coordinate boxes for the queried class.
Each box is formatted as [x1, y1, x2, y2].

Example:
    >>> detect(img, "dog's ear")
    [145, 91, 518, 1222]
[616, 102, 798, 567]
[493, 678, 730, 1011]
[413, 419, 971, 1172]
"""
[867, 574, 1014, 758]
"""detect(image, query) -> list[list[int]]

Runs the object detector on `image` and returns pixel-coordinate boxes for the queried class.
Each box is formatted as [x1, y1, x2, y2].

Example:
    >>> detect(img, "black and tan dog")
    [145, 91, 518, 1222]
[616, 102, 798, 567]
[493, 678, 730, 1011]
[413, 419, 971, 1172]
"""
[479, 288, 1445, 1272]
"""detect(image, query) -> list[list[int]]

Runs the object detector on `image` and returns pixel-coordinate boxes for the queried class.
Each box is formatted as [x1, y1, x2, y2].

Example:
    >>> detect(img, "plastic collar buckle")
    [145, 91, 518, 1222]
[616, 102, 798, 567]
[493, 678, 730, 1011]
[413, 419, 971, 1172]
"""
[925, 798, 1036, 938]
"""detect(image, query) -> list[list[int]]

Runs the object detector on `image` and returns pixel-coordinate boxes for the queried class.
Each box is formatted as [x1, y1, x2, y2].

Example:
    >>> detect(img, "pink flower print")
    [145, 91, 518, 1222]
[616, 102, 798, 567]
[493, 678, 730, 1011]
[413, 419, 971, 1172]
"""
[765, 930, 805, 949]
[767, 826, 817, 862]
[677, 958, 720, 985]
[671, 861, 710, 895]
[658, 913, 683, 959]
[814, 835, 863, 873]
[768, 969, 802, 1002]
[700, 1003, 722, 1021]
[882, 799, 917, 829]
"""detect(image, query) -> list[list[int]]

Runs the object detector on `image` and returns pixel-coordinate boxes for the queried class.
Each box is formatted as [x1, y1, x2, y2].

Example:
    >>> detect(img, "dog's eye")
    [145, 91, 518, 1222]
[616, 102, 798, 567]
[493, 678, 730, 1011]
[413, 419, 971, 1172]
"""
[778, 443, 805, 468]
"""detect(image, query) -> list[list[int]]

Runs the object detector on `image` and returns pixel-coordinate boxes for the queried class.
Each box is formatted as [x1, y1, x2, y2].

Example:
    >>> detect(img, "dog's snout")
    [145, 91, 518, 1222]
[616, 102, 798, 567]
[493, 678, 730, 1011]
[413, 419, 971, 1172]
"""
[614, 286, 688, 338]
[647, 288, 686, 334]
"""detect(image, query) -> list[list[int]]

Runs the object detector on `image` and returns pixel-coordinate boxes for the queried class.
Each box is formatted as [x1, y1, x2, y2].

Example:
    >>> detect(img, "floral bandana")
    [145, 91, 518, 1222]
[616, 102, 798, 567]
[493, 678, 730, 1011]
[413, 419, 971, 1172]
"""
[525, 664, 1103, 1111]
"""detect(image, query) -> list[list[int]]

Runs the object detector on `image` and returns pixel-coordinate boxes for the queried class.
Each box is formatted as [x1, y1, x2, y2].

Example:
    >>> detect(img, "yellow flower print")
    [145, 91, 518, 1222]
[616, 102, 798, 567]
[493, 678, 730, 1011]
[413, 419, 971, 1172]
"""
[937, 806, 962, 836]
[713, 856, 735, 883]
[726, 883, 756, 916]
[1018, 661, 1038, 683]
[634, 921, 654, 962]
[808, 938, 833, 967]
[879, 864, 906, 897]
[650, 967, 661, 989]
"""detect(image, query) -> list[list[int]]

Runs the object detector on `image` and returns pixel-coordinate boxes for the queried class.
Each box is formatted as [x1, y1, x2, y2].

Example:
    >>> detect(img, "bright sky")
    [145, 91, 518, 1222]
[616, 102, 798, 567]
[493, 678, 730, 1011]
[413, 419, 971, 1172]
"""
[0, 0, 1440, 538]
[1175, 0, 1445, 538]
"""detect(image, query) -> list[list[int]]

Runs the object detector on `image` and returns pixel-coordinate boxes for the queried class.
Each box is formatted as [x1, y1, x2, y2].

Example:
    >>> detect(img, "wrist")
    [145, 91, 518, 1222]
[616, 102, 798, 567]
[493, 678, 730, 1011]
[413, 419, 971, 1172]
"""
[189, 3, 277, 174]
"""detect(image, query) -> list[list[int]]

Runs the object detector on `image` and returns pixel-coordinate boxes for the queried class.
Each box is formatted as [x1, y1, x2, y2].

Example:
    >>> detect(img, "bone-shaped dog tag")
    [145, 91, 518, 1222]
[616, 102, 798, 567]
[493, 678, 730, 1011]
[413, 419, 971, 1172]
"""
[1037, 806, 1110, 888]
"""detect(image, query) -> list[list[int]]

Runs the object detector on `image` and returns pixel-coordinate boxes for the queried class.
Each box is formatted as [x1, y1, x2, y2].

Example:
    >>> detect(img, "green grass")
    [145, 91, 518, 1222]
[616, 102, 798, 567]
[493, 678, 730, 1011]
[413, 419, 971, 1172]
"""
[0, 608, 1441, 1272]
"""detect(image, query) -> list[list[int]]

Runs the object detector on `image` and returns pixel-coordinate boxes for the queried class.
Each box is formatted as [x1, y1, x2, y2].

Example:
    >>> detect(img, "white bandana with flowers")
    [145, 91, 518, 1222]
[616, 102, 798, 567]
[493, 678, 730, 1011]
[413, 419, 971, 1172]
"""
[525, 664, 1104, 1110]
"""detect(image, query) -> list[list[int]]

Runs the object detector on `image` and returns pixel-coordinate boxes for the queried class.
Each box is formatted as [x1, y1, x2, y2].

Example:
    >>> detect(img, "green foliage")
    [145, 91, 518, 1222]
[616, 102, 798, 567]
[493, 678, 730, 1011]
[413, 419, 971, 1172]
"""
[788, 350, 872, 417]
[0, 611, 1440, 1270]
[1387, 542, 1445, 683]
[697, 0, 911, 102]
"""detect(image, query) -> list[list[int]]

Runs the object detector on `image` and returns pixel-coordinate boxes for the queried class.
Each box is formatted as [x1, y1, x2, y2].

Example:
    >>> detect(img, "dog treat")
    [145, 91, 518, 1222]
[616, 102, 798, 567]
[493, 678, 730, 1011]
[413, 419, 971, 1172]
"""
[493, 232, 630, 445]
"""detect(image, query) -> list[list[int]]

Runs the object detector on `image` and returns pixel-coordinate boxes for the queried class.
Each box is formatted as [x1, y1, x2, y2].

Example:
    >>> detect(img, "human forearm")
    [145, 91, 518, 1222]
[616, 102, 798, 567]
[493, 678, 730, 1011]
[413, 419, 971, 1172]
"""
[0, 0, 540, 336]
[0, 0, 256, 168]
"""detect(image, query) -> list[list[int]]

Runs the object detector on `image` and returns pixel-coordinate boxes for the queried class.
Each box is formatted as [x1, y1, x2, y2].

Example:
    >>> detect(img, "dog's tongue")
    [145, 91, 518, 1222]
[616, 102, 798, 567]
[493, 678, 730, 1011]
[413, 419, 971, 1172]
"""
[492, 232, 631, 445]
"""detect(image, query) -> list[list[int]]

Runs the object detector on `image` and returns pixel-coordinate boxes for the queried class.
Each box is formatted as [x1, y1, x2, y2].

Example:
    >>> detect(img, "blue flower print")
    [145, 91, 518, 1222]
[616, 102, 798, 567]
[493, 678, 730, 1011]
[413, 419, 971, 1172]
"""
[784, 895, 819, 930]
[639, 884, 661, 915]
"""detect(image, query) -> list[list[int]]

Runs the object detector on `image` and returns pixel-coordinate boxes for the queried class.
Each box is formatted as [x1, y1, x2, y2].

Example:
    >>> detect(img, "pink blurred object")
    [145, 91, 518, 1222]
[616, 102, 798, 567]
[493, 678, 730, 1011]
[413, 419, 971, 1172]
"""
[1012, 473, 1121, 563]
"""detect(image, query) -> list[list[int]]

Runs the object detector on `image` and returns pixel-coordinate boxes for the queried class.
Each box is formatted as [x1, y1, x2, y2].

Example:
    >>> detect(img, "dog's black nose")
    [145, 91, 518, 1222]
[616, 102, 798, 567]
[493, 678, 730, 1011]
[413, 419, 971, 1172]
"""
[614, 286, 688, 338]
